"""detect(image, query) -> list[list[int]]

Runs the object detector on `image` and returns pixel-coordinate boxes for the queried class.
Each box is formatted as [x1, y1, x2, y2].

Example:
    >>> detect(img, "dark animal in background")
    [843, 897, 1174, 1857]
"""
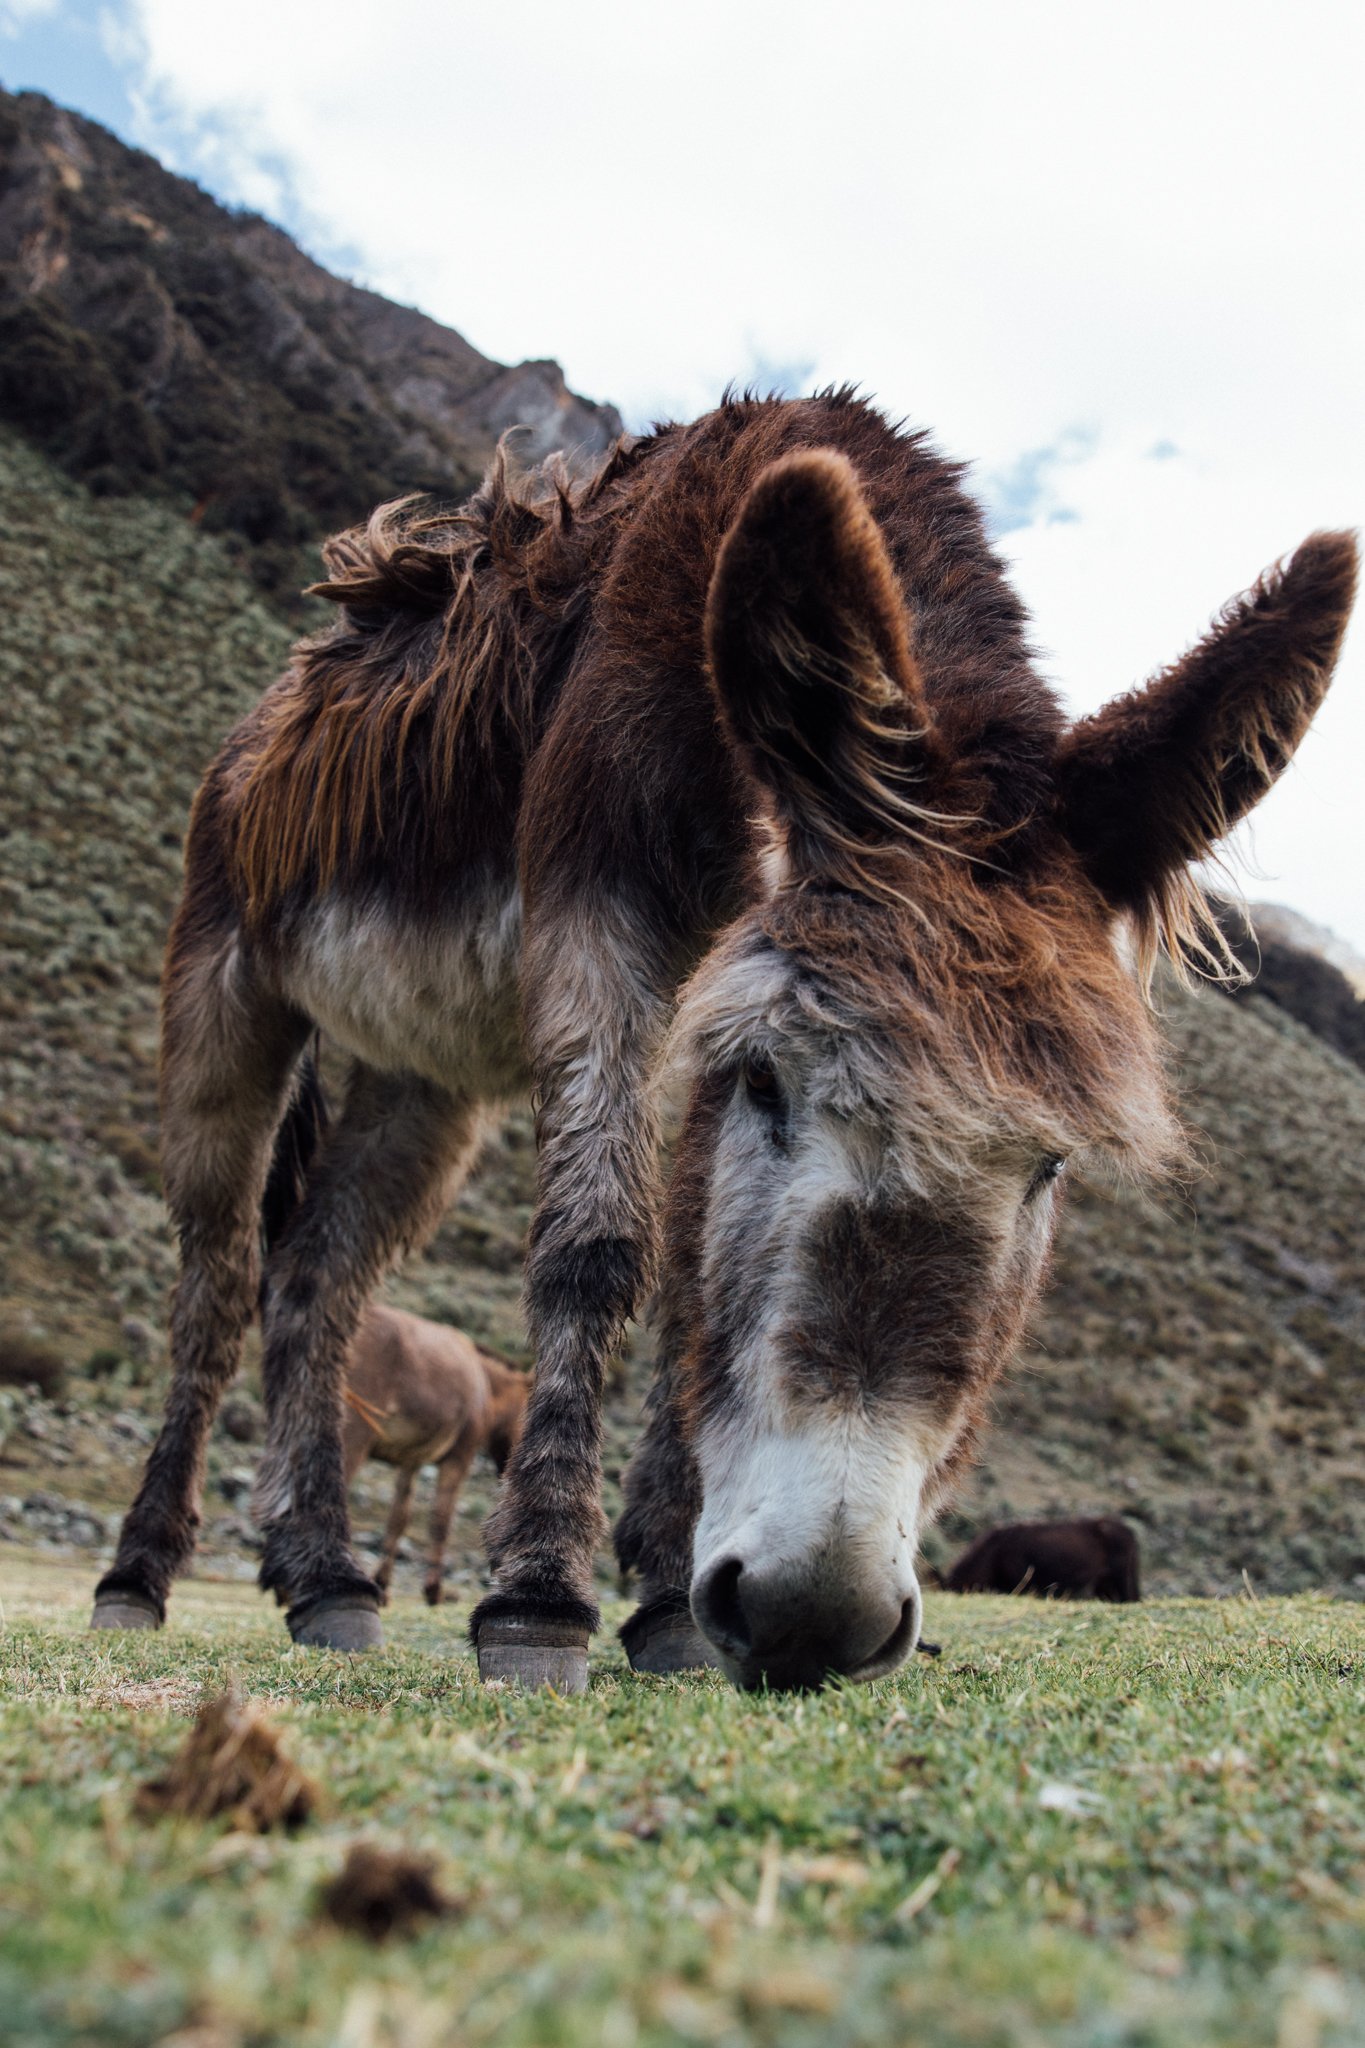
[341, 1304, 528, 1606]
[945, 1517, 1140, 1602]
[89, 389, 1355, 1693]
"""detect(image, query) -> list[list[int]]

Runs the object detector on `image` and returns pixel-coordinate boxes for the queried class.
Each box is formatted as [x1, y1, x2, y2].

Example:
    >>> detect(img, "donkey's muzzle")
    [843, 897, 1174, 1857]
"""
[690, 1554, 922, 1692]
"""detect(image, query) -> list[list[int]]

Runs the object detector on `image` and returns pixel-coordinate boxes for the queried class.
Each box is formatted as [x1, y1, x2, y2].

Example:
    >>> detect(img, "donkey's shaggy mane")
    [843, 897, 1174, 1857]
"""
[227, 390, 1064, 924]
[231, 433, 658, 917]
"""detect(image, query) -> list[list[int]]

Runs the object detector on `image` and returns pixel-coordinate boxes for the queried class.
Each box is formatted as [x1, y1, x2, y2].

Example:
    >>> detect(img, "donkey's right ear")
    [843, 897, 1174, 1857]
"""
[1057, 530, 1357, 964]
[705, 450, 946, 886]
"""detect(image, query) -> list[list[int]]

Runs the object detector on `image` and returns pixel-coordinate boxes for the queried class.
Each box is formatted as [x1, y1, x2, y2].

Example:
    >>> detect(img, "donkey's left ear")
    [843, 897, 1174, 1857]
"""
[705, 449, 947, 887]
[1057, 531, 1357, 922]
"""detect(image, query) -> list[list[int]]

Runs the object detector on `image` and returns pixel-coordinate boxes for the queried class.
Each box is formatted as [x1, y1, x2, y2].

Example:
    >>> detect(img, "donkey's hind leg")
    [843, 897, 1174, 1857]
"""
[615, 1331, 716, 1676]
[373, 1464, 418, 1596]
[422, 1429, 480, 1606]
[92, 936, 308, 1629]
[255, 1065, 481, 1649]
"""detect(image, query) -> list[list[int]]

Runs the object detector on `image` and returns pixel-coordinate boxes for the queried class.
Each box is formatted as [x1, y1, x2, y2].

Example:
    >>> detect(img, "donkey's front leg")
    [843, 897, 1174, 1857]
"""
[471, 915, 666, 1691]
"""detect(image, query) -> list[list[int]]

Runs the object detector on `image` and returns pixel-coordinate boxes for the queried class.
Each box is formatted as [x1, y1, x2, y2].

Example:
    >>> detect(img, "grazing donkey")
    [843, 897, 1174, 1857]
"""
[341, 1305, 528, 1605]
[91, 391, 1355, 1692]
[944, 1517, 1140, 1602]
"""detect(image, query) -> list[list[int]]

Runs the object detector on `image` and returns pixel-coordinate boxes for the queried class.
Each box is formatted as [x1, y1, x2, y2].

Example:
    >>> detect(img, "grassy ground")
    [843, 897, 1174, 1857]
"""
[2, 1557, 1363, 2047]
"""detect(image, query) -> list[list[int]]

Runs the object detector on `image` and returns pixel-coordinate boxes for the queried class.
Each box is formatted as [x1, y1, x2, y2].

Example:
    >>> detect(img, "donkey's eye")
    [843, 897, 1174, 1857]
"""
[1027, 1155, 1067, 1201]
[743, 1057, 788, 1149]
[741, 1058, 785, 1145]
[742, 1056, 781, 1109]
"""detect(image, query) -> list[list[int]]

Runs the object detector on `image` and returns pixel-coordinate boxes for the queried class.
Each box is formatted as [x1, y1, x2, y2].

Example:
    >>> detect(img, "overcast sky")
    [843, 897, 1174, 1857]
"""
[5, 0, 1364, 949]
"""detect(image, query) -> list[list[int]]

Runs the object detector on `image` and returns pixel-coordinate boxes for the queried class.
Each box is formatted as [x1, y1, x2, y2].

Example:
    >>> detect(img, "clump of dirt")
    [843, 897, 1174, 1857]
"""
[136, 1690, 317, 1831]
[318, 1841, 461, 1942]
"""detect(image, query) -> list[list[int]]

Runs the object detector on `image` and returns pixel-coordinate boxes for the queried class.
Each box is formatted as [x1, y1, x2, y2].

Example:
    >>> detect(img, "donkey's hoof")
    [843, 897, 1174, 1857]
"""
[90, 1591, 162, 1631]
[288, 1594, 384, 1652]
[622, 1607, 718, 1676]
[476, 1615, 589, 1693]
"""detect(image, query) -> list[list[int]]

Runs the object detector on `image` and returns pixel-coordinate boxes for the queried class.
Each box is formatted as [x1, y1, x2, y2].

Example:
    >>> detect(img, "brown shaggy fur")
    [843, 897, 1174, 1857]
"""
[1059, 532, 1357, 984]
[230, 441, 641, 919]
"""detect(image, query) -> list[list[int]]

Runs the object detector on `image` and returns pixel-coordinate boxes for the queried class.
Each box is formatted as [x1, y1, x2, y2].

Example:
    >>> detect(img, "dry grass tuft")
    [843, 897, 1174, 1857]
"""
[319, 1841, 461, 1943]
[93, 1676, 204, 1716]
[136, 1690, 318, 1832]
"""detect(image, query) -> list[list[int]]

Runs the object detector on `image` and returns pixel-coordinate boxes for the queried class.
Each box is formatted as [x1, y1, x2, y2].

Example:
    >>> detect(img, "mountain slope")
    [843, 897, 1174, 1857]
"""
[948, 987, 1365, 1594]
[0, 87, 620, 600]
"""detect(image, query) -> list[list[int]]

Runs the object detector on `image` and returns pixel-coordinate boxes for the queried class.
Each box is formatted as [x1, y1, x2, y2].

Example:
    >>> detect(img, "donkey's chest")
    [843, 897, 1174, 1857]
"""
[282, 886, 529, 1096]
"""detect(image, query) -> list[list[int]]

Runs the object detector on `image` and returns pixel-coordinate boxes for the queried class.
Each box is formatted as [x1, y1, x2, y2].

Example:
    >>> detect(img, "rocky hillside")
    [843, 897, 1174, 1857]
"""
[3, 423, 1363, 1605]
[964, 990, 1365, 1598]
[0, 87, 620, 602]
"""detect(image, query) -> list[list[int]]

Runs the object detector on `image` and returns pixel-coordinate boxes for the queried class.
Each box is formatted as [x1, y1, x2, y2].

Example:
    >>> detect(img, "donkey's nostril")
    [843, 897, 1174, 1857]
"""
[693, 1556, 751, 1656]
[850, 1590, 922, 1681]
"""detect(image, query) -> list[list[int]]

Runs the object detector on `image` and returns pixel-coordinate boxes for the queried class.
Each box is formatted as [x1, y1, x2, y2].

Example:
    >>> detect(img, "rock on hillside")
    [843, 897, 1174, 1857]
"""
[1248, 902, 1365, 1001]
[0, 87, 621, 600]
[1211, 902, 1365, 1075]
[2, 428, 1362, 1601]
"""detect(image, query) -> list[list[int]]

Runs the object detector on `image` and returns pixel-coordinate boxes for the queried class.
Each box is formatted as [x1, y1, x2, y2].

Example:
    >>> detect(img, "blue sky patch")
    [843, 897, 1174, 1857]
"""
[982, 426, 1097, 536]
[1, 1, 139, 145]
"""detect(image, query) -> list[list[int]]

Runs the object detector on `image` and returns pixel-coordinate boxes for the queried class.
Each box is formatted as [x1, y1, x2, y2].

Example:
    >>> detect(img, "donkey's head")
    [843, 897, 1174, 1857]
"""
[670, 449, 1354, 1691]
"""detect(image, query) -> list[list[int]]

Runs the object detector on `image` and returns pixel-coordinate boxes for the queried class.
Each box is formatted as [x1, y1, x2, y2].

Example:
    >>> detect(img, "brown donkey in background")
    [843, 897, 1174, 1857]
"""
[341, 1305, 528, 1606]
[944, 1517, 1140, 1603]
[92, 391, 1355, 1690]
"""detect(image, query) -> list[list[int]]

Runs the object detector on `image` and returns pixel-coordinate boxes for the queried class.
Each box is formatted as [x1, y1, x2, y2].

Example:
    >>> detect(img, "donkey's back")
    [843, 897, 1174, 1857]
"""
[174, 393, 1038, 1111]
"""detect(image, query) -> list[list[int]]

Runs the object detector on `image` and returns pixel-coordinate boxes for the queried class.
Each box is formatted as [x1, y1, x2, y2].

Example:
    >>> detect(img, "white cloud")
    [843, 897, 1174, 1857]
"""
[109, 0, 1365, 946]
[1, 0, 61, 34]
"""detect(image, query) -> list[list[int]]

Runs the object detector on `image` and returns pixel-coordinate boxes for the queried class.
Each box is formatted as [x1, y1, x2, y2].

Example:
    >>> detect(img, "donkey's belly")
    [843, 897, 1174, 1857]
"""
[370, 1421, 462, 1466]
[281, 882, 529, 1098]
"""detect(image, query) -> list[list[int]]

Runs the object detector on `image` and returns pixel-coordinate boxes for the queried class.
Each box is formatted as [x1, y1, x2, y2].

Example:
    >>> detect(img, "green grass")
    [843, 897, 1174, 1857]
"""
[2, 1558, 1363, 2046]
